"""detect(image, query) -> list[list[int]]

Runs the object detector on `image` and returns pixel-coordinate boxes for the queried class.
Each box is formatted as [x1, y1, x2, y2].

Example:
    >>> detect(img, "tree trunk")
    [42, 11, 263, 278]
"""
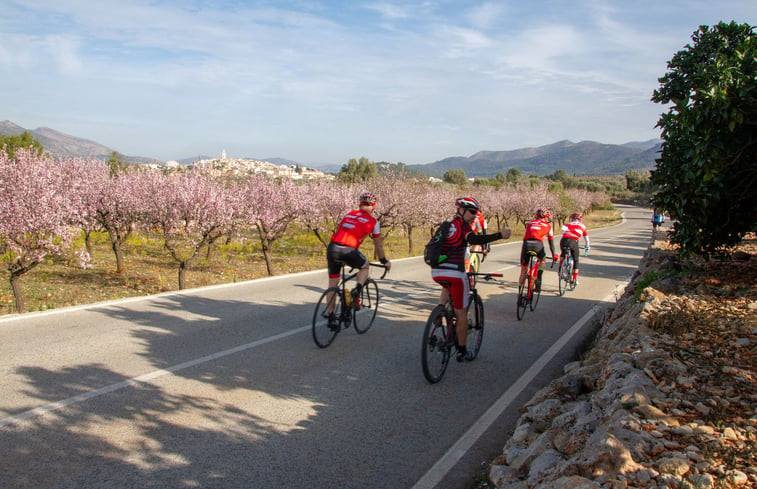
[206, 241, 215, 261]
[178, 261, 187, 290]
[405, 224, 414, 254]
[84, 230, 94, 259]
[111, 238, 125, 274]
[262, 244, 274, 276]
[10, 272, 24, 313]
[8, 260, 38, 313]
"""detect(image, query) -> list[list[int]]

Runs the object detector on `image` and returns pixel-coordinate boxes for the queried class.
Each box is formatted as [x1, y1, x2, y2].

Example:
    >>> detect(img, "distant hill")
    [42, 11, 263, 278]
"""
[407, 139, 661, 177]
[1, 120, 660, 175]
[0, 120, 158, 164]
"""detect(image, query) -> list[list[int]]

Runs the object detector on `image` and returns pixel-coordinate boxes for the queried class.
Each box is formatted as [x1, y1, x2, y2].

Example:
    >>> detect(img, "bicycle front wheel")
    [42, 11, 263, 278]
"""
[422, 305, 452, 384]
[312, 287, 341, 348]
[466, 293, 485, 359]
[353, 279, 379, 334]
[516, 277, 529, 320]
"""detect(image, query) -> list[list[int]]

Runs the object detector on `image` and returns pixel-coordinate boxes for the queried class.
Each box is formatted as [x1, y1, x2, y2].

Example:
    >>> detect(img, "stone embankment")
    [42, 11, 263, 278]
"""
[487, 238, 756, 489]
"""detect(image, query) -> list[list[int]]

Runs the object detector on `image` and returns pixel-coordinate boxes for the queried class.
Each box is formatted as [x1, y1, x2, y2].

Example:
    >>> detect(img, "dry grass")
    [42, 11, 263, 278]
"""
[0, 210, 622, 315]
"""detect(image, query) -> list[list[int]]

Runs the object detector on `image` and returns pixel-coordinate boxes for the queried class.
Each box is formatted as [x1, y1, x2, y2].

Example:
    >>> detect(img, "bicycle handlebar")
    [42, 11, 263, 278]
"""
[467, 272, 503, 281]
[369, 262, 389, 279]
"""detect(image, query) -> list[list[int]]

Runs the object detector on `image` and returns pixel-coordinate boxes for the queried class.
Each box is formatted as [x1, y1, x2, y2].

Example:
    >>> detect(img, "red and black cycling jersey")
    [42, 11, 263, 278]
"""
[439, 215, 503, 272]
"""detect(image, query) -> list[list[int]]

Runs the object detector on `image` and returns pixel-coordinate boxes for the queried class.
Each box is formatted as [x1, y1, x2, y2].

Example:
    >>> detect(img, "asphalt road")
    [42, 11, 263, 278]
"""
[0, 205, 653, 489]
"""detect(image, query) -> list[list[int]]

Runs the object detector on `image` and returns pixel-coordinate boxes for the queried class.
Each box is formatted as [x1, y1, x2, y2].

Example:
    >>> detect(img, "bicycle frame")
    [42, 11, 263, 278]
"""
[421, 271, 502, 383]
[312, 262, 387, 348]
[517, 252, 552, 320]
[558, 245, 586, 296]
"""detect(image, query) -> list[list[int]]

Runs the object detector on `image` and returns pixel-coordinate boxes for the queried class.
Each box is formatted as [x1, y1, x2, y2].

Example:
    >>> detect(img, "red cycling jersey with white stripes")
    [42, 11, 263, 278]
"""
[561, 221, 588, 240]
[523, 219, 553, 241]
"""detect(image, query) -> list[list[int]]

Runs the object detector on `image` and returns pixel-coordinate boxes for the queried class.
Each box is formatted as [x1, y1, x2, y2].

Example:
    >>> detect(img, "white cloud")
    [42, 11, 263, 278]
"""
[46, 35, 83, 74]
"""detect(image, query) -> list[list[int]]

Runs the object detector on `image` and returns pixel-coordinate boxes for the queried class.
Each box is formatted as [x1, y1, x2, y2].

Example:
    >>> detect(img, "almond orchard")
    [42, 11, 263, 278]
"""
[0, 147, 608, 314]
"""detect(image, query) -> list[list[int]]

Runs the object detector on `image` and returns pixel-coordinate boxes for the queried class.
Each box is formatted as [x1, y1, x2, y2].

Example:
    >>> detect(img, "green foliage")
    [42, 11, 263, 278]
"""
[0, 131, 44, 159]
[443, 168, 469, 186]
[635, 270, 661, 300]
[106, 151, 128, 175]
[506, 167, 523, 184]
[651, 21, 757, 257]
[338, 156, 377, 182]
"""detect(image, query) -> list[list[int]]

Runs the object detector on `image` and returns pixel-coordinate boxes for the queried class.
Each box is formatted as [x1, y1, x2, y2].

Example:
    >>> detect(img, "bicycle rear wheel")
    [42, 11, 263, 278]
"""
[558, 259, 569, 296]
[516, 276, 529, 320]
[353, 279, 379, 334]
[421, 305, 452, 383]
[466, 293, 485, 359]
[568, 258, 577, 291]
[312, 287, 341, 348]
[530, 270, 541, 311]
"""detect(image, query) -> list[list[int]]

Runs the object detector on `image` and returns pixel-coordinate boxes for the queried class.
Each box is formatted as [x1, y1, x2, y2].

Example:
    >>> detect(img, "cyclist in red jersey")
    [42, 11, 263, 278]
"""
[431, 197, 511, 361]
[326, 192, 391, 328]
[519, 208, 557, 291]
[559, 212, 590, 284]
[470, 208, 490, 258]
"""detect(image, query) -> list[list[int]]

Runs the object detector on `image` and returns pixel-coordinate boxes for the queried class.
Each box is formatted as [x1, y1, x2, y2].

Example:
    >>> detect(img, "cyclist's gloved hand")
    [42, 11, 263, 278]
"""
[553, 254, 559, 261]
[380, 257, 391, 272]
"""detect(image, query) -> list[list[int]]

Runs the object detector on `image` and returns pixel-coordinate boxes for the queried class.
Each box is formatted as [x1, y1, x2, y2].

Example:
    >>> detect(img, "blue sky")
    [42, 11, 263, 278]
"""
[2, 1, 756, 165]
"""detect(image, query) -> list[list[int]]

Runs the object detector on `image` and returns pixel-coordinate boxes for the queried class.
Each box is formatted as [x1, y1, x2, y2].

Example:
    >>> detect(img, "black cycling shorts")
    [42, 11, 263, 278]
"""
[520, 239, 545, 265]
[327, 242, 368, 278]
[560, 237, 580, 269]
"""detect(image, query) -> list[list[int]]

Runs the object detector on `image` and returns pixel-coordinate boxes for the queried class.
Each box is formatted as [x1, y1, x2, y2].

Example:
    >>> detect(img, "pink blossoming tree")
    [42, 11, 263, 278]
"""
[0, 148, 76, 312]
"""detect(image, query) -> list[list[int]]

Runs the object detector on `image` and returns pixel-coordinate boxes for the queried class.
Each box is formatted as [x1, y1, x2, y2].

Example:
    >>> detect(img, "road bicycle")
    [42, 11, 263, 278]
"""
[558, 246, 588, 296]
[421, 271, 502, 384]
[312, 262, 388, 348]
[516, 251, 554, 320]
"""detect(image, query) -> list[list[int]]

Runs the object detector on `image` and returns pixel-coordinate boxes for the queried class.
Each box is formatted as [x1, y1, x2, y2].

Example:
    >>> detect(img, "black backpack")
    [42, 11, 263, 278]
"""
[423, 221, 451, 267]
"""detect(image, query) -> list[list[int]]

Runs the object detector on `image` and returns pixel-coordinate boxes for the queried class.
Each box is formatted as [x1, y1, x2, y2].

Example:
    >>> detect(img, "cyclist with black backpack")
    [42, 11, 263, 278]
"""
[430, 197, 510, 361]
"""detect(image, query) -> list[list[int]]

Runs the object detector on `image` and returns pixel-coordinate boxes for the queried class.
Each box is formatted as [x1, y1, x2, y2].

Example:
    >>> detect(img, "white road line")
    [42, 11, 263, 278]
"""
[411, 286, 624, 489]
[1, 285, 423, 428]
[0, 326, 309, 427]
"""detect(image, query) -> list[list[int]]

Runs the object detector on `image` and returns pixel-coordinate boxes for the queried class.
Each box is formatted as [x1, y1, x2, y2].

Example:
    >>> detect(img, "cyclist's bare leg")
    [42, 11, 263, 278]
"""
[519, 264, 528, 285]
[326, 275, 340, 313]
[455, 307, 468, 347]
[355, 266, 369, 289]
[438, 286, 450, 307]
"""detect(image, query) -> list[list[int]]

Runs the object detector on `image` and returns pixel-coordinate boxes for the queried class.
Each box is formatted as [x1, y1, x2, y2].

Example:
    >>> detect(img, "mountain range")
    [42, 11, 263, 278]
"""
[1, 120, 660, 176]
[405, 139, 661, 177]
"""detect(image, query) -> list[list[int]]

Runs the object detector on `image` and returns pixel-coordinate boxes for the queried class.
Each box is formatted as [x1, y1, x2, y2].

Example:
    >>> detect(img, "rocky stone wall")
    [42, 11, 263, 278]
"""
[487, 242, 756, 489]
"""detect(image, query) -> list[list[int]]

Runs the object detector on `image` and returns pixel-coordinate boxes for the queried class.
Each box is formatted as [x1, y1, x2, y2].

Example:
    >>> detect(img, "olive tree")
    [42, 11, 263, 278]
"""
[651, 21, 757, 257]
